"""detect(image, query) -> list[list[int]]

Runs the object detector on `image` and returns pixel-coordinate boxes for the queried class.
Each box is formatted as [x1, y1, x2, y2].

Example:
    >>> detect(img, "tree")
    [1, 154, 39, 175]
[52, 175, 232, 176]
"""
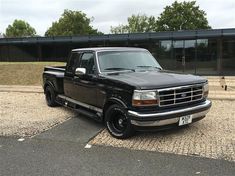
[111, 14, 157, 34]
[45, 9, 101, 36]
[5, 20, 36, 37]
[156, 1, 211, 31]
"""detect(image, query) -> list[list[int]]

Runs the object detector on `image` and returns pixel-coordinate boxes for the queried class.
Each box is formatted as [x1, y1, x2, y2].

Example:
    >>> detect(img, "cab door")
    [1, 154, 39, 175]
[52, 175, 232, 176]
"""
[72, 52, 98, 107]
[64, 52, 81, 98]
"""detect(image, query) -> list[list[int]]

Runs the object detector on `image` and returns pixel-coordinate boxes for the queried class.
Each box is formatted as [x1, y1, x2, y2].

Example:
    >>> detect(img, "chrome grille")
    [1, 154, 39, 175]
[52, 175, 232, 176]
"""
[158, 84, 203, 107]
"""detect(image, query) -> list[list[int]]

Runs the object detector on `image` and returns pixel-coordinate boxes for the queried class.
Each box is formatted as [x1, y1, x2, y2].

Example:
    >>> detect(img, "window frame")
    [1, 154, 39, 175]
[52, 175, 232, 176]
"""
[66, 52, 82, 74]
[78, 51, 96, 75]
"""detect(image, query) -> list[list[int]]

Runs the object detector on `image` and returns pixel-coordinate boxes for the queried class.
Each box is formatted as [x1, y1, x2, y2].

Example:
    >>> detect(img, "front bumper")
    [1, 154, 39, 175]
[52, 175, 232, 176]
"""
[128, 100, 212, 127]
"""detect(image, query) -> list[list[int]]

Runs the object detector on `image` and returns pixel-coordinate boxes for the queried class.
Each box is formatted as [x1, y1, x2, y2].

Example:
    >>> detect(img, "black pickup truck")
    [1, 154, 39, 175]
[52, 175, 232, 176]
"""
[43, 47, 212, 139]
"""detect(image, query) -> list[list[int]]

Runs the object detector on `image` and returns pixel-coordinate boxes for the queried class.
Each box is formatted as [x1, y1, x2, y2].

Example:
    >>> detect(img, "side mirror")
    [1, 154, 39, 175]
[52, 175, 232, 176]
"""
[75, 68, 86, 76]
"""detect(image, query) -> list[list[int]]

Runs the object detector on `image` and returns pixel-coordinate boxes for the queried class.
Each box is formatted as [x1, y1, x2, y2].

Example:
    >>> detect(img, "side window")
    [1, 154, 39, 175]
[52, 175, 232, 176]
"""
[79, 52, 95, 75]
[67, 52, 81, 73]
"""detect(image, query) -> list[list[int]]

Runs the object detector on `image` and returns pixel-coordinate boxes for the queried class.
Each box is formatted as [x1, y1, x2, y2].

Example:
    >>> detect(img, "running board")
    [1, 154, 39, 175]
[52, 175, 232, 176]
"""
[56, 95, 103, 122]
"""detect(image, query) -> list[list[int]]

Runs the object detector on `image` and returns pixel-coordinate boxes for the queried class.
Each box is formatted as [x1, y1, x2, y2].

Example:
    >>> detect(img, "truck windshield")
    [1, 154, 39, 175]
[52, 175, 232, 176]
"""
[97, 50, 162, 72]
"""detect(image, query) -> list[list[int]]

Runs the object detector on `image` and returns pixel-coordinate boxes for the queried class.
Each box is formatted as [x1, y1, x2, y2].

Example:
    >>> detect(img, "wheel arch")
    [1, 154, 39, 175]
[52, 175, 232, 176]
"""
[44, 81, 56, 93]
[103, 97, 128, 120]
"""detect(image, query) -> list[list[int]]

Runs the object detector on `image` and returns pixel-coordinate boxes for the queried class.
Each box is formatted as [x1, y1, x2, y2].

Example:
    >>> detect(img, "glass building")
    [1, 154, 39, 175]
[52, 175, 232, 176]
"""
[0, 28, 235, 75]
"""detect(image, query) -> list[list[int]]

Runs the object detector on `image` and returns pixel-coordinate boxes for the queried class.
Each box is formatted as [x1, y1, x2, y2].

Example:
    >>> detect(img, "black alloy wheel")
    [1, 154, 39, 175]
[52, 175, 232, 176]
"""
[105, 104, 135, 139]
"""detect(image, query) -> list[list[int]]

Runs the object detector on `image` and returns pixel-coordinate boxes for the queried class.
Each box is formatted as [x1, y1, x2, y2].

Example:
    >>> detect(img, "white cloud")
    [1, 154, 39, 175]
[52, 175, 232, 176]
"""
[0, 0, 235, 35]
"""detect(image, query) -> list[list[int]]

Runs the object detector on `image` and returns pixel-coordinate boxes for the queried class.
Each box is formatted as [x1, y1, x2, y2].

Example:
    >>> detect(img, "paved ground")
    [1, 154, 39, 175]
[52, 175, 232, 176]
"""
[0, 84, 235, 175]
[90, 100, 235, 162]
[35, 116, 103, 143]
[1, 91, 235, 163]
[207, 76, 235, 100]
[1, 127, 235, 176]
[0, 92, 75, 137]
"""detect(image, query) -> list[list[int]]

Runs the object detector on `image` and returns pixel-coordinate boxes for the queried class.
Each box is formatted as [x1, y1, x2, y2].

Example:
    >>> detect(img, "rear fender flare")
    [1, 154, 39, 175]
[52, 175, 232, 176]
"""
[44, 81, 56, 93]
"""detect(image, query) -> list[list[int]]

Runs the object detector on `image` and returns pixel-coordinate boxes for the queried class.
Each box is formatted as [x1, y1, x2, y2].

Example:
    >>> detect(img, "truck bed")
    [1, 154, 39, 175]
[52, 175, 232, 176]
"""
[43, 66, 66, 94]
[43, 66, 66, 77]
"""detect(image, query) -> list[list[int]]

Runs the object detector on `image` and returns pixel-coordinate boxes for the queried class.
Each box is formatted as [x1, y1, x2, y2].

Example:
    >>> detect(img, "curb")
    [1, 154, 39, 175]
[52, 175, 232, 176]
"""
[0, 90, 43, 93]
[208, 97, 235, 101]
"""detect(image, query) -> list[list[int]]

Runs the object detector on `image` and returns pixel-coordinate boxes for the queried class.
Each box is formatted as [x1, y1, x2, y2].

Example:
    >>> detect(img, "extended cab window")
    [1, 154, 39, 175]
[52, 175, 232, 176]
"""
[67, 52, 81, 73]
[79, 52, 95, 75]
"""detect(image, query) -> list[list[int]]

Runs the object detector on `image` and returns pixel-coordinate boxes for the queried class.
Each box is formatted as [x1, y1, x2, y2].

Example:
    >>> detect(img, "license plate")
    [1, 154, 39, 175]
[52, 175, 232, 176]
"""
[179, 115, 192, 126]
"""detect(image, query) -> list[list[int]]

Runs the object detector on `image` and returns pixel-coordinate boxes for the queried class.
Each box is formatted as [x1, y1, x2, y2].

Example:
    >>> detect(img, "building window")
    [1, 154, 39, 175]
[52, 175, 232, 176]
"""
[196, 39, 218, 75]
[222, 39, 235, 75]
[155, 40, 173, 69]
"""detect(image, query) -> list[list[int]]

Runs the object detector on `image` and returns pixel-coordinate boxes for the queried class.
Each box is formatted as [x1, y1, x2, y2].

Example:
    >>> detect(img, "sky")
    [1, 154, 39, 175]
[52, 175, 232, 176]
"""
[0, 0, 235, 35]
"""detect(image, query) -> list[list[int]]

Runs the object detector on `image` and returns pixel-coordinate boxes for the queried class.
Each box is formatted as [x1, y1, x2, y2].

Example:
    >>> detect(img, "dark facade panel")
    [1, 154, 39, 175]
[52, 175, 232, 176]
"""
[222, 28, 235, 37]
[72, 35, 90, 42]
[22, 37, 38, 43]
[149, 31, 172, 40]
[89, 35, 109, 41]
[129, 33, 149, 40]
[53, 36, 72, 43]
[37, 37, 55, 44]
[196, 29, 222, 38]
[0, 28, 235, 75]
[172, 30, 197, 39]
[108, 34, 129, 41]
[0, 28, 235, 45]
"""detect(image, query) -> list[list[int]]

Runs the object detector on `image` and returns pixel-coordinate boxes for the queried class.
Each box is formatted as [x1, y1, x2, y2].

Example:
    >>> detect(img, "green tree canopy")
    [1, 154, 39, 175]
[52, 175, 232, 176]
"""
[45, 9, 101, 36]
[5, 19, 36, 37]
[111, 14, 157, 34]
[157, 1, 211, 31]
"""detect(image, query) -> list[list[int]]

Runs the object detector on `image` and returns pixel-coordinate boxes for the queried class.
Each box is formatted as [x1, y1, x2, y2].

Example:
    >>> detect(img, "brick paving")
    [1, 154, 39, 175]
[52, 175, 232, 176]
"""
[0, 92, 76, 137]
[90, 100, 235, 162]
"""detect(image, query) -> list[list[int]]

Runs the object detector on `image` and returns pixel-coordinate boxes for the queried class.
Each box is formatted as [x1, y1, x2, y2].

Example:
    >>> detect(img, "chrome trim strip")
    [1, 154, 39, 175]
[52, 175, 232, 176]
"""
[58, 95, 103, 113]
[157, 83, 204, 92]
[128, 100, 211, 118]
[160, 94, 202, 102]
[160, 98, 204, 107]
[130, 109, 210, 127]
[159, 89, 202, 97]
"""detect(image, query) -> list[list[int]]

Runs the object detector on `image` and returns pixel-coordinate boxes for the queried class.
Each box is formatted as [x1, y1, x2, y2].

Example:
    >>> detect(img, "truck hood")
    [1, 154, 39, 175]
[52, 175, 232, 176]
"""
[101, 70, 207, 89]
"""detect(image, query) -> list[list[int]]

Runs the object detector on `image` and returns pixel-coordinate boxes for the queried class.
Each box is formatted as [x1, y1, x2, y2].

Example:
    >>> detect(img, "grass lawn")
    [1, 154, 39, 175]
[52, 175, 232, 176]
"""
[0, 62, 66, 85]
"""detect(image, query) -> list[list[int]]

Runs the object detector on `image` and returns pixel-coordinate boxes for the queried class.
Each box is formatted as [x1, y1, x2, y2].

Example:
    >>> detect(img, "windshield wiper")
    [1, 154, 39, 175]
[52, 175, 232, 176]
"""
[104, 67, 135, 72]
[136, 66, 162, 70]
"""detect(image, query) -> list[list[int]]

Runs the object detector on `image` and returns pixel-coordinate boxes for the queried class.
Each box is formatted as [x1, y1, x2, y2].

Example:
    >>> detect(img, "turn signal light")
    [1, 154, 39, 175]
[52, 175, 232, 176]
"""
[132, 99, 158, 106]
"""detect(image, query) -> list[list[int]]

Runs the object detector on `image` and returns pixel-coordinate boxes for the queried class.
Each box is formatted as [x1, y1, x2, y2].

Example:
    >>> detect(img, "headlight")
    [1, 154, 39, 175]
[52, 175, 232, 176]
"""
[132, 90, 159, 106]
[203, 83, 209, 98]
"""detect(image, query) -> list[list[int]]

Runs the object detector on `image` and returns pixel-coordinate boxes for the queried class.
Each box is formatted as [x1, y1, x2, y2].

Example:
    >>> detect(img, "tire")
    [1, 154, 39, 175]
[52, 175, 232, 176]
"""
[105, 104, 135, 139]
[45, 85, 58, 107]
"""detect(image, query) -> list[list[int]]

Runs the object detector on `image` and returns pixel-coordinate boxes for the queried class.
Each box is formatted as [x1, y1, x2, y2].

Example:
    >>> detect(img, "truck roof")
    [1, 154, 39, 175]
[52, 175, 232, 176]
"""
[71, 47, 147, 52]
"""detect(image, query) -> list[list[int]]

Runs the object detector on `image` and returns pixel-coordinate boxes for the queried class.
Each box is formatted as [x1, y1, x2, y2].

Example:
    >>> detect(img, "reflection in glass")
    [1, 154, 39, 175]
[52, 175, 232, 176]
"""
[156, 40, 173, 69]
[173, 40, 196, 74]
[184, 40, 196, 74]
[173, 40, 184, 72]
[222, 39, 235, 75]
[196, 39, 218, 75]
